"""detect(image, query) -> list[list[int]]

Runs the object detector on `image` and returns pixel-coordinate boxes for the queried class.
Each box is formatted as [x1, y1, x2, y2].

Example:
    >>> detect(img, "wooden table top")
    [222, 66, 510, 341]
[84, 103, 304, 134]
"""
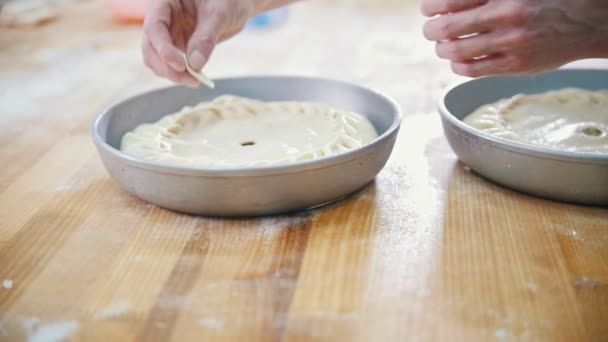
[1, 1, 607, 341]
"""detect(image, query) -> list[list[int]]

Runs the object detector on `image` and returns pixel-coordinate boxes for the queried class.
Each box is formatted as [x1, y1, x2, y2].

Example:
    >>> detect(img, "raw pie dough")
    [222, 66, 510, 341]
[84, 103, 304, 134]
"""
[463, 88, 608, 154]
[120, 96, 378, 168]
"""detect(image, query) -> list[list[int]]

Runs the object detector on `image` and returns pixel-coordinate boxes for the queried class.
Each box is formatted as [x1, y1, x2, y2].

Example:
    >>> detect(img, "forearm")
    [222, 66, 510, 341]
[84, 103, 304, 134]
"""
[253, 0, 300, 15]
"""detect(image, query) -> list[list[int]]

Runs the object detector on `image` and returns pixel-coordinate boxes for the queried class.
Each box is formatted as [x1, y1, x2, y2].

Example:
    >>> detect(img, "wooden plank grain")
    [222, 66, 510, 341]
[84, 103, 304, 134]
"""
[554, 207, 608, 339]
[283, 191, 377, 341]
[0, 167, 109, 311]
[164, 215, 313, 342]
[0, 135, 96, 241]
[436, 170, 587, 341]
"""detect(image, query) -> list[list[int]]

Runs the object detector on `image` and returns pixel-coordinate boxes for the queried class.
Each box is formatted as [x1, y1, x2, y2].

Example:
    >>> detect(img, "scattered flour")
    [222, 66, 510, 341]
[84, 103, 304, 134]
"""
[569, 229, 580, 240]
[94, 300, 132, 320]
[199, 317, 225, 331]
[0, 316, 79, 342]
[259, 214, 314, 232]
[495, 328, 510, 340]
[573, 277, 604, 289]
[524, 282, 538, 293]
[28, 320, 79, 342]
[3, 279, 13, 289]
[157, 294, 191, 310]
[20, 317, 41, 336]
[154, 321, 167, 330]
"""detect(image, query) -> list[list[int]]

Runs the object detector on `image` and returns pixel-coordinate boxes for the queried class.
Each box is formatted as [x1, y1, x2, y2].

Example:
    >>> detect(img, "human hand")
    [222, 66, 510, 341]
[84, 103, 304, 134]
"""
[421, 0, 608, 77]
[142, 0, 257, 87]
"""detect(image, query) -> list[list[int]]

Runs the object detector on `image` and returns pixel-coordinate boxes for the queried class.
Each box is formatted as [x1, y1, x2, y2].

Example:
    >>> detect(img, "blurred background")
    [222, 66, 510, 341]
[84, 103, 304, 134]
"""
[1, 0, 606, 127]
[0, 0, 461, 128]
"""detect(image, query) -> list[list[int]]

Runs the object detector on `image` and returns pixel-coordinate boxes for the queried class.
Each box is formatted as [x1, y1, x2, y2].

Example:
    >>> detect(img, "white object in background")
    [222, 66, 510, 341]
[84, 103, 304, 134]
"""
[0, 0, 58, 27]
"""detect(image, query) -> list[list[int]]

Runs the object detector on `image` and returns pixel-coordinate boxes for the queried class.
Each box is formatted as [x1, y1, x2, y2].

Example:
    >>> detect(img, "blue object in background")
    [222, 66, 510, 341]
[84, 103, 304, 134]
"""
[247, 8, 289, 29]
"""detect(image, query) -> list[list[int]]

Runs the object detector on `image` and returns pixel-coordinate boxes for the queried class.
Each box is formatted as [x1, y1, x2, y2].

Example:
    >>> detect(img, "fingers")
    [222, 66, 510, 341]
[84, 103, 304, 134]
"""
[424, 1, 533, 41]
[435, 32, 498, 62]
[437, 27, 536, 61]
[451, 54, 525, 77]
[186, 6, 227, 71]
[423, 6, 488, 41]
[421, 0, 487, 17]
[438, 29, 536, 76]
[142, 37, 199, 87]
[423, 1, 541, 77]
[143, 0, 185, 73]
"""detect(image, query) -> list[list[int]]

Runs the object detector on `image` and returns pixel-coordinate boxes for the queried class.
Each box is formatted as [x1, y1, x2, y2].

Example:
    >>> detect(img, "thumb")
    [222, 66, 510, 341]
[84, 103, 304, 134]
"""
[187, 8, 225, 71]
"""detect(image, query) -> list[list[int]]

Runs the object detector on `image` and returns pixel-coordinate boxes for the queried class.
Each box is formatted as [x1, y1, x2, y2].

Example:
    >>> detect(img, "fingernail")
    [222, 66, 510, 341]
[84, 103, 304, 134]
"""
[168, 60, 185, 72]
[188, 50, 206, 71]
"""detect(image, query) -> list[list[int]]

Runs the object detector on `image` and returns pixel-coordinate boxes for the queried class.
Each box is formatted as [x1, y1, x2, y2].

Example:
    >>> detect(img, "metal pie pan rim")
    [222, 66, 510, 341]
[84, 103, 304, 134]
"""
[438, 70, 608, 165]
[91, 75, 403, 177]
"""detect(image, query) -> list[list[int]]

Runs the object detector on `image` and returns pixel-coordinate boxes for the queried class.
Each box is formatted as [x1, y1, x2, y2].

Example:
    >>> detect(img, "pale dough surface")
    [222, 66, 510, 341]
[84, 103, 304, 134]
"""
[463, 88, 608, 154]
[120, 96, 378, 168]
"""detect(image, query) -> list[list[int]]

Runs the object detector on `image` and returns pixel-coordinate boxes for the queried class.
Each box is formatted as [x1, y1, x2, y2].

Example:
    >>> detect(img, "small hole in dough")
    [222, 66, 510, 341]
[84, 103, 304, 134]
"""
[241, 141, 256, 146]
[582, 127, 603, 137]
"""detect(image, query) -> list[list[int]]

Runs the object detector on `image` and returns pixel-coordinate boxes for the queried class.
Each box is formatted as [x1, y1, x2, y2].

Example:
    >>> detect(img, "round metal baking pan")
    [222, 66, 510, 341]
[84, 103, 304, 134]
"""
[439, 69, 608, 206]
[92, 76, 402, 216]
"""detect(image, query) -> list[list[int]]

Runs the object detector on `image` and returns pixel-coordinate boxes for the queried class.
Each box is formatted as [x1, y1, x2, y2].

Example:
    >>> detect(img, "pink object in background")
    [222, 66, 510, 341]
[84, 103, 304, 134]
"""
[104, 0, 148, 24]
